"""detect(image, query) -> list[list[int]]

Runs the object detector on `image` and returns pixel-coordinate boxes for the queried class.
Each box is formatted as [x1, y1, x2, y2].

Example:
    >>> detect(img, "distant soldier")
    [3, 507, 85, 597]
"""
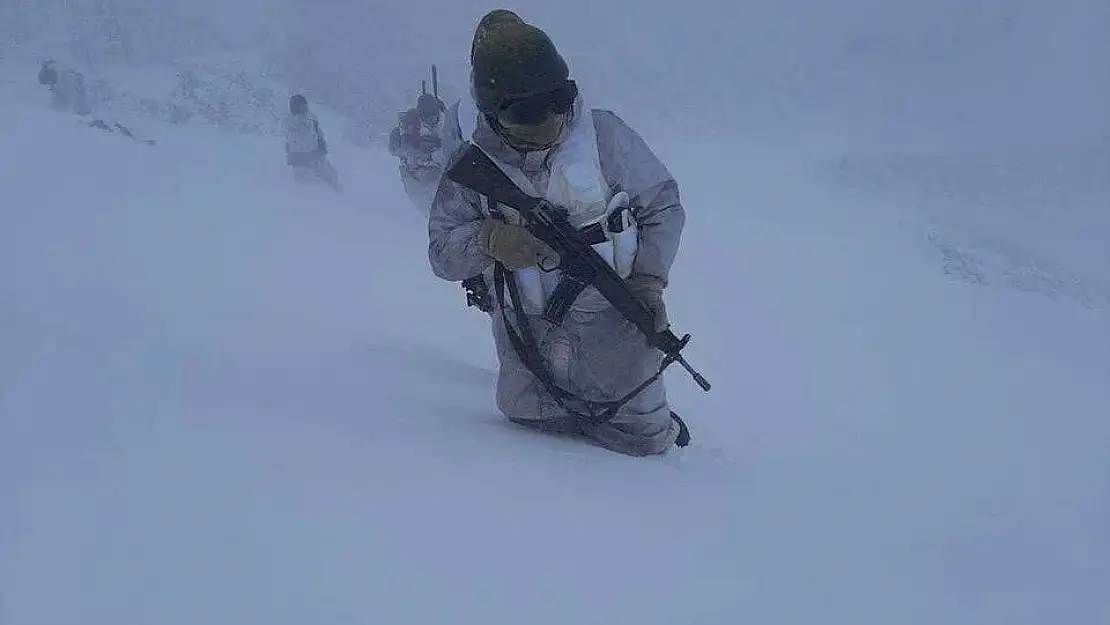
[388, 72, 449, 213]
[38, 61, 92, 115]
[284, 94, 341, 191]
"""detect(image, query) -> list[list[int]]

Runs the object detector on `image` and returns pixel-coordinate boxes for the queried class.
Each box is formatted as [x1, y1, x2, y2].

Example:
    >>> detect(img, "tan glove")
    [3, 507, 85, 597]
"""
[630, 274, 670, 333]
[481, 218, 560, 270]
[627, 274, 669, 332]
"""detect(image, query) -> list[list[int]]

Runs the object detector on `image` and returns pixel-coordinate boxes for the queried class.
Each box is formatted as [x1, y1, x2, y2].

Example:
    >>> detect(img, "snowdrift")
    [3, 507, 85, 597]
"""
[1, 82, 1107, 624]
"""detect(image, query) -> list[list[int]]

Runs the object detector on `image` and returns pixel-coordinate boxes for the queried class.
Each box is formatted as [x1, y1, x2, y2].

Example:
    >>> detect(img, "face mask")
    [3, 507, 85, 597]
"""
[497, 112, 567, 151]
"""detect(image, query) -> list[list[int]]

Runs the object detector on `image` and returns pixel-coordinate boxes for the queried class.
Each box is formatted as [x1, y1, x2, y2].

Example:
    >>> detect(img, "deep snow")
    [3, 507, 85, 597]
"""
[2, 83, 1108, 624]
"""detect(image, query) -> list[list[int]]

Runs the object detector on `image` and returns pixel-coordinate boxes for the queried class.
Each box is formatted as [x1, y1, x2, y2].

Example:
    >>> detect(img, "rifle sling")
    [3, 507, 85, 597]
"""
[493, 263, 675, 426]
[542, 274, 588, 325]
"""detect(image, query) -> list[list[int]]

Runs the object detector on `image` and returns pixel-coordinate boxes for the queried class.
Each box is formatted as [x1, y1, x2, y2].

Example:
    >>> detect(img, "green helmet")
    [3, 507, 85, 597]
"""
[470, 9, 523, 62]
[470, 11, 569, 114]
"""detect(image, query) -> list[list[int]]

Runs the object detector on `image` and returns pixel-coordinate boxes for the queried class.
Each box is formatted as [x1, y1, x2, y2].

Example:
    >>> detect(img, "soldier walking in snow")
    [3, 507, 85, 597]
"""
[427, 10, 691, 456]
[389, 70, 494, 312]
[284, 94, 341, 191]
[388, 82, 449, 214]
[37, 61, 92, 116]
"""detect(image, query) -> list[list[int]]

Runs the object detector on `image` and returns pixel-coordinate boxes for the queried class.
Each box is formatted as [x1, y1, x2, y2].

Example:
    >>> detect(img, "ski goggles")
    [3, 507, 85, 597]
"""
[497, 80, 578, 126]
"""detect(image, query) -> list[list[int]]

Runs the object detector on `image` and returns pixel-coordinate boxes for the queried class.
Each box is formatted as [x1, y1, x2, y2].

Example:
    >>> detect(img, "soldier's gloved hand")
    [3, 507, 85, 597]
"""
[628, 274, 669, 332]
[481, 218, 560, 270]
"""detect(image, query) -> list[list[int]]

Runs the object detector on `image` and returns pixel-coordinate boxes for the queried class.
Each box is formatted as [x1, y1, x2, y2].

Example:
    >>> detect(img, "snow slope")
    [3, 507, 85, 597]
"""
[2, 93, 1108, 624]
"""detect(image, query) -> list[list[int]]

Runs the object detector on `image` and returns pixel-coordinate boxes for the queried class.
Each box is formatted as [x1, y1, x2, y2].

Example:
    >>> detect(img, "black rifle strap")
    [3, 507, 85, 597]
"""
[492, 263, 677, 425]
[494, 263, 587, 413]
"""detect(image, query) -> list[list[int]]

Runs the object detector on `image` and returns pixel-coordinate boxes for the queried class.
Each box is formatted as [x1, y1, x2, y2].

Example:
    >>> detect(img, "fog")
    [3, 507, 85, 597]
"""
[3, 3, 1109, 623]
[4, 0, 1107, 145]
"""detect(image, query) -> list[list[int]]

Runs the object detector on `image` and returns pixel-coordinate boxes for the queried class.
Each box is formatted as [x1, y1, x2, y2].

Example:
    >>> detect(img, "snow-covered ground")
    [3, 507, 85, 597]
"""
[2, 79, 1108, 624]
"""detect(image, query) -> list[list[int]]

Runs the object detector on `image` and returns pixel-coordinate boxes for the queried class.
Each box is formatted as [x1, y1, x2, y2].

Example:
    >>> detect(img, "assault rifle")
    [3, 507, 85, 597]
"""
[446, 144, 711, 392]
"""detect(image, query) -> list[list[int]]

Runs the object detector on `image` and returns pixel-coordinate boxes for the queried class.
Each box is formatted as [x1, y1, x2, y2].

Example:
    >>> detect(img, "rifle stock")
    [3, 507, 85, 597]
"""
[454, 153, 546, 222]
[445, 143, 711, 392]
